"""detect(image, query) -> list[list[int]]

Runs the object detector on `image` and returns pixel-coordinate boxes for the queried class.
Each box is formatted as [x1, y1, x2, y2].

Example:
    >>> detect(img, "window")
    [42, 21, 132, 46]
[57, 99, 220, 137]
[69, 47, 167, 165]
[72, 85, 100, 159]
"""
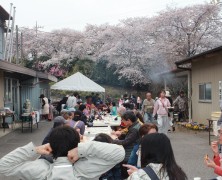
[4, 78, 12, 102]
[199, 83, 212, 102]
[4, 78, 19, 103]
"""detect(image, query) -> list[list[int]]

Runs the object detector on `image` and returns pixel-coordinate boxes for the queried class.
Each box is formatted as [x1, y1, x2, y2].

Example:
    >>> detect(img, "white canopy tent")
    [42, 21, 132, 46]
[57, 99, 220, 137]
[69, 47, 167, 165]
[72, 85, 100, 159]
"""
[50, 72, 105, 92]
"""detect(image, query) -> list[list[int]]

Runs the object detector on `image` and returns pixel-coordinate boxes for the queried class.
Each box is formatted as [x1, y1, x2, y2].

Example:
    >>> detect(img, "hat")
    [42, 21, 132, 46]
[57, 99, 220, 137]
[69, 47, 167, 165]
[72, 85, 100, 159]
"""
[39, 94, 44, 98]
[53, 116, 68, 125]
[165, 91, 171, 97]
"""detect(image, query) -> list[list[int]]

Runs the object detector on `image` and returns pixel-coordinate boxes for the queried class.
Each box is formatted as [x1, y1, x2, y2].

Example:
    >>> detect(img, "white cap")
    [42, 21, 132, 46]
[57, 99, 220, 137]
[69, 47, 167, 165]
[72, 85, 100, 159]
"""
[165, 91, 171, 97]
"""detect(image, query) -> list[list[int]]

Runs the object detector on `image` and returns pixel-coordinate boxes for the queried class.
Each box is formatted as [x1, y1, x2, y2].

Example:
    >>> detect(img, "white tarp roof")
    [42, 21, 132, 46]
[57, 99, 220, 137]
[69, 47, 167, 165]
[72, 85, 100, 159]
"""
[50, 72, 105, 92]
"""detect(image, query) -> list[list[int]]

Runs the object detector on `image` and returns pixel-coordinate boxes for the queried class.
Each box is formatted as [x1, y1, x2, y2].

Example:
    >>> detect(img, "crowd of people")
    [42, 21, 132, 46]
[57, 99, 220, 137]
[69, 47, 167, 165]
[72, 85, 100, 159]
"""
[0, 90, 190, 180]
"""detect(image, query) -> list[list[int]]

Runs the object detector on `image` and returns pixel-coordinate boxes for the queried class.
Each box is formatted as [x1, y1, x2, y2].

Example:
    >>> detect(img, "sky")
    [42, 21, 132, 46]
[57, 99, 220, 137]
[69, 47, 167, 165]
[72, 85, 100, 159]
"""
[1, 0, 208, 32]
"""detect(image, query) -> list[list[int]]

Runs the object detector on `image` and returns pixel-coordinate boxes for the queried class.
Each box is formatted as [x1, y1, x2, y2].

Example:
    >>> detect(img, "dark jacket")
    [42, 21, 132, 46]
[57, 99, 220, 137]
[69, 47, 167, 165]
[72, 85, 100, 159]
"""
[113, 121, 141, 161]
[81, 113, 88, 125]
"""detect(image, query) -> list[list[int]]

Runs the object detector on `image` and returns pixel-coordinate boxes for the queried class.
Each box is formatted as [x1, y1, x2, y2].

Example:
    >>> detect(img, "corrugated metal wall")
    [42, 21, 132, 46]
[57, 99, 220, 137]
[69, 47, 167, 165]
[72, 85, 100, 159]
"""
[20, 78, 51, 113]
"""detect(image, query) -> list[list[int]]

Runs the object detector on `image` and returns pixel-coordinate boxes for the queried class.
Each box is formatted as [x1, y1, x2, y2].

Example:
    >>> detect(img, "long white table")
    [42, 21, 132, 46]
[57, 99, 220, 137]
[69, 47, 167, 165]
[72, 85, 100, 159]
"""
[93, 116, 121, 127]
[83, 126, 117, 142]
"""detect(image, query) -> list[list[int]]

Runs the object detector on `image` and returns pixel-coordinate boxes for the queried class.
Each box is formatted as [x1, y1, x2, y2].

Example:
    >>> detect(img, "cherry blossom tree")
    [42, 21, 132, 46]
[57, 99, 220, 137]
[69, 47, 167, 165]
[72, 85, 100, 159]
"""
[18, 3, 222, 85]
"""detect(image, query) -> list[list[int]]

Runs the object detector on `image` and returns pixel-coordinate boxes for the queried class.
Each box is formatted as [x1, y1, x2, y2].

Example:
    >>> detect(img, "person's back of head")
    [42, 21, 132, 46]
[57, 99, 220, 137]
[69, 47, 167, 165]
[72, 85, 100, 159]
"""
[49, 126, 80, 159]
[141, 133, 187, 180]
[94, 133, 113, 143]
[118, 106, 126, 116]
[139, 123, 158, 137]
[136, 111, 144, 124]
[63, 112, 69, 120]
[74, 92, 79, 97]
[73, 110, 82, 121]
[79, 104, 86, 112]
[53, 116, 68, 128]
[68, 112, 74, 119]
[122, 103, 131, 109]
[112, 102, 116, 107]
[121, 110, 137, 123]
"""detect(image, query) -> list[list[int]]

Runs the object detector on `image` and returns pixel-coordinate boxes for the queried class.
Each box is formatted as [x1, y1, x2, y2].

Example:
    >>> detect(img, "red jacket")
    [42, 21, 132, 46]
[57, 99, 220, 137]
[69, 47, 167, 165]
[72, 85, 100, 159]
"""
[214, 155, 222, 175]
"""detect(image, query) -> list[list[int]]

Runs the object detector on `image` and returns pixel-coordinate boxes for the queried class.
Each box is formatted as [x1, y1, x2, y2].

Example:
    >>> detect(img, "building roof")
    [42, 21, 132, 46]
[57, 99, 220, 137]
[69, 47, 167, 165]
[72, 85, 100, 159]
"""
[0, 60, 57, 82]
[0, 5, 12, 21]
[37, 72, 57, 82]
[175, 46, 222, 66]
[159, 68, 185, 75]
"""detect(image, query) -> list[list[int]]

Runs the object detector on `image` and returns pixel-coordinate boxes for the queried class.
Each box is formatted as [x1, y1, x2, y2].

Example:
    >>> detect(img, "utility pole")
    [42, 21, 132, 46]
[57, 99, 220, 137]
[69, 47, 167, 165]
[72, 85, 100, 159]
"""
[16, 25, 19, 64]
[186, 32, 192, 122]
[20, 32, 23, 63]
[34, 21, 43, 60]
[8, 6, 16, 63]
[187, 32, 191, 57]
[4, 3, 13, 60]
[35, 21, 43, 37]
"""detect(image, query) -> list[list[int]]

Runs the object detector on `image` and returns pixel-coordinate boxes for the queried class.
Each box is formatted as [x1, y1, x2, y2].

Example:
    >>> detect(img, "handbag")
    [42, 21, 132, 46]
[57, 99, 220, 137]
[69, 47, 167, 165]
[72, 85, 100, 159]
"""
[143, 166, 160, 180]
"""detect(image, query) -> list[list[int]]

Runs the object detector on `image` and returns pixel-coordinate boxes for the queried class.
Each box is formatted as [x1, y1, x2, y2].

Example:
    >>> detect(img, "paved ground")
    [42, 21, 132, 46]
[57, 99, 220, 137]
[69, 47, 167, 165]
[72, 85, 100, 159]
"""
[0, 122, 217, 180]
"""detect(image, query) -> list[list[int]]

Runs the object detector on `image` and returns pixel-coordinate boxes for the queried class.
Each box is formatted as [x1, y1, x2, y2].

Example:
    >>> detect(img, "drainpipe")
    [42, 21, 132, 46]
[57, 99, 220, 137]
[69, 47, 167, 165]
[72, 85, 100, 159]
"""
[187, 71, 192, 122]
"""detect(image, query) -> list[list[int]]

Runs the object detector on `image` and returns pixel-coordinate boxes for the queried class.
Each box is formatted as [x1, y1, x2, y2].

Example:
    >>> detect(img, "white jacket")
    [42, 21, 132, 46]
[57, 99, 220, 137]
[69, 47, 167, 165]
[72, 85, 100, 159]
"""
[128, 163, 169, 180]
[0, 141, 125, 180]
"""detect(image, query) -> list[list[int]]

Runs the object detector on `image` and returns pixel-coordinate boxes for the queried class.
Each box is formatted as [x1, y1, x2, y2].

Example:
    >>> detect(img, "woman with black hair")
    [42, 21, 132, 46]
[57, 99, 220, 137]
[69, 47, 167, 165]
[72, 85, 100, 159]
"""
[69, 110, 85, 135]
[125, 133, 187, 180]
[78, 104, 88, 124]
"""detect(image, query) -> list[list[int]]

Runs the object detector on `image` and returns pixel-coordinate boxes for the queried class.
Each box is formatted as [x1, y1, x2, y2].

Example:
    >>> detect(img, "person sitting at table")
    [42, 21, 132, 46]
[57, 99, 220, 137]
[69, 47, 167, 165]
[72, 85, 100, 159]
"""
[111, 106, 127, 138]
[113, 108, 144, 140]
[42, 115, 69, 145]
[110, 102, 117, 116]
[85, 96, 93, 110]
[128, 123, 158, 167]
[124, 133, 187, 180]
[90, 103, 97, 116]
[97, 101, 107, 111]
[78, 104, 88, 125]
[0, 126, 125, 180]
[69, 110, 85, 136]
[41, 115, 69, 163]
[133, 109, 144, 125]
[113, 111, 141, 179]
[205, 127, 222, 177]
[112, 106, 128, 139]
[94, 133, 121, 180]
